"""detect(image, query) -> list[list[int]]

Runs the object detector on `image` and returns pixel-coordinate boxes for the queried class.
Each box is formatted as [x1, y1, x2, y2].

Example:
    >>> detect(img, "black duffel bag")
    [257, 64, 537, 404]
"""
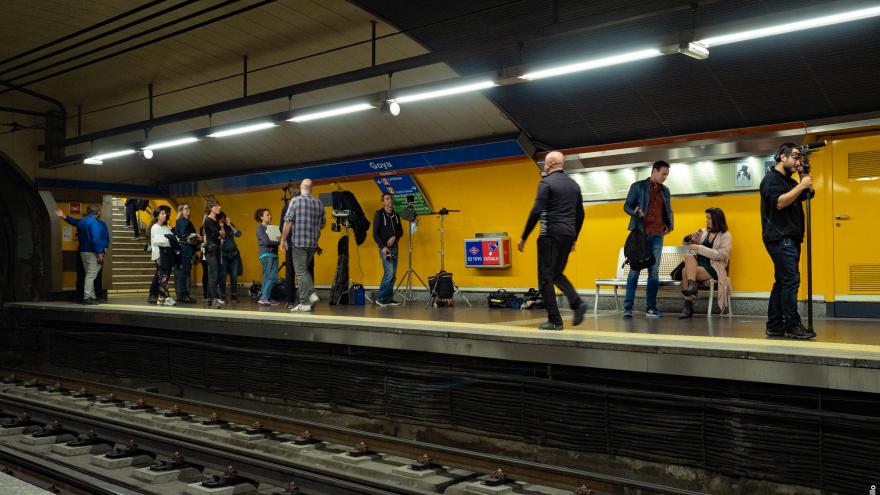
[428, 271, 455, 299]
[488, 289, 515, 308]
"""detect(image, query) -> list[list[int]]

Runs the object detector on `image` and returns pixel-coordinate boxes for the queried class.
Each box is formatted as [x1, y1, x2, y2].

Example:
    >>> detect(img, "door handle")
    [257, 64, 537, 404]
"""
[835, 215, 850, 220]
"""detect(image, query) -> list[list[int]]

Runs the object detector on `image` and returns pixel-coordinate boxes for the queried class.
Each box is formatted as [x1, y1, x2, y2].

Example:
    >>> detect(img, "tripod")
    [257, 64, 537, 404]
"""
[426, 208, 471, 308]
[802, 151, 816, 333]
[394, 217, 429, 305]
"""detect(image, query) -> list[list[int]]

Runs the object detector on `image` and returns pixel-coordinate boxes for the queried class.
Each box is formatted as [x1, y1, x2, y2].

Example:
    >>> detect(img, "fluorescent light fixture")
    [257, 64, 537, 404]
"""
[679, 41, 709, 60]
[392, 81, 497, 103]
[288, 103, 374, 123]
[89, 149, 137, 161]
[699, 6, 880, 47]
[143, 136, 199, 150]
[83, 158, 103, 165]
[207, 122, 277, 138]
[141, 149, 154, 160]
[519, 48, 663, 80]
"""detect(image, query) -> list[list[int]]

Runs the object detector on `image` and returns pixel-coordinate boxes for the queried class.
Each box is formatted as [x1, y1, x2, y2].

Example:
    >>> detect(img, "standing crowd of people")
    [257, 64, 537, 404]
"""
[57, 141, 816, 339]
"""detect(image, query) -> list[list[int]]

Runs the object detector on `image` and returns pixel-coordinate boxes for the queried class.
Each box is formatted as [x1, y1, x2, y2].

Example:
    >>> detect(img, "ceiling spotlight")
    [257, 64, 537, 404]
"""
[381, 99, 401, 116]
[140, 149, 154, 160]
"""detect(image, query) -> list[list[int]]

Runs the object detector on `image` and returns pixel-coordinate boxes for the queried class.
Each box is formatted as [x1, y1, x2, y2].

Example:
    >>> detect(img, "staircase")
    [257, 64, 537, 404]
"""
[107, 198, 165, 296]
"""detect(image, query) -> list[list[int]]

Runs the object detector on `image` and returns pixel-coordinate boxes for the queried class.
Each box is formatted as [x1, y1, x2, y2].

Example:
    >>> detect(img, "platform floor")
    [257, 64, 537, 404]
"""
[87, 295, 880, 346]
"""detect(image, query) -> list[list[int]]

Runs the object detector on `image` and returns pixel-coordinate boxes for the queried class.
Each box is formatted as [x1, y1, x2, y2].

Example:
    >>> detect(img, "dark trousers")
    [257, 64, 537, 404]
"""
[218, 253, 239, 297]
[537, 235, 582, 325]
[125, 204, 139, 237]
[205, 252, 220, 300]
[765, 238, 802, 329]
[76, 253, 104, 300]
[175, 245, 193, 298]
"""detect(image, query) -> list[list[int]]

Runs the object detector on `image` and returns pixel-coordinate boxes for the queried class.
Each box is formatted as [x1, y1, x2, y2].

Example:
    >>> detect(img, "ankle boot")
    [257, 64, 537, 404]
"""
[681, 280, 698, 297]
[678, 300, 694, 319]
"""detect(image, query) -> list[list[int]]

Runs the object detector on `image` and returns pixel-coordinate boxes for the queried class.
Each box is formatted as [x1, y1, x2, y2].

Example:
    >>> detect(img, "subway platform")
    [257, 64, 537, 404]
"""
[5, 297, 879, 394]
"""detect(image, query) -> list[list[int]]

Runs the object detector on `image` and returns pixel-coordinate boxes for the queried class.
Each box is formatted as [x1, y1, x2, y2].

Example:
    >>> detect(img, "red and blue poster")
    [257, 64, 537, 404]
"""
[465, 238, 510, 268]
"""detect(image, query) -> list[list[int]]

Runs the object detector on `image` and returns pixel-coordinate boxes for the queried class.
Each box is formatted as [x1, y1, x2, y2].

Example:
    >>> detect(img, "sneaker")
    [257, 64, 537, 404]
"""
[269, 300, 280, 306]
[148, 296, 158, 304]
[622, 309, 633, 318]
[538, 321, 564, 331]
[82, 298, 98, 305]
[308, 293, 320, 305]
[290, 304, 312, 312]
[765, 325, 785, 338]
[211, 298, 225, 309]
[386, 300, 401, 307]
[258, 299, 271, 306]
[646, 308, 663, 318]
[156, 298, 164, 306]
[785, 322, 816, 340]
[375, 300, 390, 307]
[286, 303, 296, 311]
[164, 297, 176, 306]
[572, 303, 587, 326]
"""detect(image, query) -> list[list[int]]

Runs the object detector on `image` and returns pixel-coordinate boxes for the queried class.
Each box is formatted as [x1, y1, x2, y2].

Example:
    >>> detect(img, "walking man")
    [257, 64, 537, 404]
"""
[518, 151, 587, 330]
[622, 161, 673, 318]
[761, 143, 816, 339]
[281, 179, 326, 312]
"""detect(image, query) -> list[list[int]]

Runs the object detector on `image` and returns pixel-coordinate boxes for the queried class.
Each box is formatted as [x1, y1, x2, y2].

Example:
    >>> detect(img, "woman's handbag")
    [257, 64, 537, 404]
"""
[670, 261, 685, 281]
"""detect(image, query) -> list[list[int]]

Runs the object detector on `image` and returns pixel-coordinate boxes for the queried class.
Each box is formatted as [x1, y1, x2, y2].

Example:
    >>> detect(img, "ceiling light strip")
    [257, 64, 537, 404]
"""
[142, 137, 199, 150]
[288, 103, 374, 123]
[519, 48, 664, 80]
[392, 81, 497, 103]
[207, 122, 277, 138]
[699, 6, 880, 47]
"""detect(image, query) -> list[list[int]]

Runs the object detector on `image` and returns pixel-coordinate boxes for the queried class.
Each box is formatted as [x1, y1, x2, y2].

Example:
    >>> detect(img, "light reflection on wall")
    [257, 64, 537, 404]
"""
[572, 156, 772, 202]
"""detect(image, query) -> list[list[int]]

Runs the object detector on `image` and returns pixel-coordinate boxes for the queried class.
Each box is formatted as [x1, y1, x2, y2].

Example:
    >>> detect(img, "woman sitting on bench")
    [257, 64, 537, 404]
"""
[679, 207, 732, 319]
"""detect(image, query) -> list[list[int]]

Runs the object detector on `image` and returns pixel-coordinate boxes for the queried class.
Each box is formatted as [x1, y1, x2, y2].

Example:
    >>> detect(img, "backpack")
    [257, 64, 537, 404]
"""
[623, 222, 655, 271]
[521, 288, 545, 310]
[488, 289, 514, 308]
[428, 271, 455, 299]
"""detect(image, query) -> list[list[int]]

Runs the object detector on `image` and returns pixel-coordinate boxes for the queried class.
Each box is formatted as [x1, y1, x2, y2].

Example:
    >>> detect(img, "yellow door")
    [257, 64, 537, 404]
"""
[832, 135, 880, 300]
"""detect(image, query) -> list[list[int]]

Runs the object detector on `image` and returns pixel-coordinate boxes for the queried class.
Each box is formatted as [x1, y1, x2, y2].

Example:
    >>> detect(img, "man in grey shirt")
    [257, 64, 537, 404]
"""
[281, 179, 326, 312]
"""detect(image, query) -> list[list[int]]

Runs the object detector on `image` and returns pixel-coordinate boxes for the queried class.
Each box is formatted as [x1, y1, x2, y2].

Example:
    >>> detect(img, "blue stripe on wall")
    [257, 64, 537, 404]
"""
[170, 139, 526, 196]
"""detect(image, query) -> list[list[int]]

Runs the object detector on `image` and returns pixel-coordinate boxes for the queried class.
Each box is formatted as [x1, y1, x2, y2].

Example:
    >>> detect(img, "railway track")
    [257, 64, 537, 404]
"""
[0, 370, 706, 495]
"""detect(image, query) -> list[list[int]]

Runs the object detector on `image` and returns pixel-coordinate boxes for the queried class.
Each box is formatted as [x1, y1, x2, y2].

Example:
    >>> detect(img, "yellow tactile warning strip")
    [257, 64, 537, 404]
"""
[10, 301, 880, 359]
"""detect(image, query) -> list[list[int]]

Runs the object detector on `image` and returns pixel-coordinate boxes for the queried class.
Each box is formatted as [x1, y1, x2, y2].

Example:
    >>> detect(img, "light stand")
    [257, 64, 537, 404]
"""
[426, 208, 471, 308]
[801, 151, 815, 333]
[394, 213, 429, 305]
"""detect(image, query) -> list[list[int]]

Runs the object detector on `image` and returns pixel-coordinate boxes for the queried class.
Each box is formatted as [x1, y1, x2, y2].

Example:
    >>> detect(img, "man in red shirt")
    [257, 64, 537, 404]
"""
[622, 161, 673, 318]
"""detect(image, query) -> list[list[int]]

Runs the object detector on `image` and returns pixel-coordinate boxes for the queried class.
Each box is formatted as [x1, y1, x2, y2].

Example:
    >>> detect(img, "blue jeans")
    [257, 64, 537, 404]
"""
[624, 234, 664, 311]
[764, 238, 802, 329]
[259, 255, 278, 301]
[377, 245, 398, 303]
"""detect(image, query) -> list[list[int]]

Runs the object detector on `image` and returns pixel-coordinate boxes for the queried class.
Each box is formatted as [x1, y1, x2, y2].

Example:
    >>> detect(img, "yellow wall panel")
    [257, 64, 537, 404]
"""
[171, 149, 839, 297]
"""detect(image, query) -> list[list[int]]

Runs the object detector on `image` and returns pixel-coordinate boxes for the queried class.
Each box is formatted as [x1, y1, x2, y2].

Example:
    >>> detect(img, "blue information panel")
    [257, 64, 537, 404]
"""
[374, 174, 432, 214]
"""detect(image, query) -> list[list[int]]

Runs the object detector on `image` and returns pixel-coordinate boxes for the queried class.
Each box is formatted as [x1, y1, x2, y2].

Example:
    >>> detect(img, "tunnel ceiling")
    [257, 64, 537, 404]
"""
[1, 0, 879, 182]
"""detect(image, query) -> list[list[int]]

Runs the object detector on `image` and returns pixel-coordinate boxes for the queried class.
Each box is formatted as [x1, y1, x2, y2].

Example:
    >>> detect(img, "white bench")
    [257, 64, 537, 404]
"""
[594, 246, 732, 317]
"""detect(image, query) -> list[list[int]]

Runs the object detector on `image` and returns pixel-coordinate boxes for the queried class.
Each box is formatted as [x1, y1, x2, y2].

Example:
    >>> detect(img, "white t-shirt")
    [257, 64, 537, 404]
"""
[150, 223, 172, 261]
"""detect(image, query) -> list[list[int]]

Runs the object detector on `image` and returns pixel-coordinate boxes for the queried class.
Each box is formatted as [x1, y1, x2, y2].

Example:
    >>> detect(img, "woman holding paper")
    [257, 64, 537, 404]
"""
[255, 208, 281, 305]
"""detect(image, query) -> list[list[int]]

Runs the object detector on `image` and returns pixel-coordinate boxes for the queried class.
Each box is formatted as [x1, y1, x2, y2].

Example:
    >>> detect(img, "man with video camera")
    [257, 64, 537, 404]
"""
[372, 192, 404, 307]
[760, 143, 816, 339]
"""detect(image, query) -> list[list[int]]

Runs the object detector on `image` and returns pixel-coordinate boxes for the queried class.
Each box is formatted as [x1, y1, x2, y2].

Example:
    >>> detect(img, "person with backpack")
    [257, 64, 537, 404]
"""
[517, 151, 587, 330]
[622, 160, 673, 318]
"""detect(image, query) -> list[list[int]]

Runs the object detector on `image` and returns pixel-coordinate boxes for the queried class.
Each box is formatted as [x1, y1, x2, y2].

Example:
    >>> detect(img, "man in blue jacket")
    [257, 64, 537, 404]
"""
[55, 205, 105, 304]
[622, 161, 673, 318]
